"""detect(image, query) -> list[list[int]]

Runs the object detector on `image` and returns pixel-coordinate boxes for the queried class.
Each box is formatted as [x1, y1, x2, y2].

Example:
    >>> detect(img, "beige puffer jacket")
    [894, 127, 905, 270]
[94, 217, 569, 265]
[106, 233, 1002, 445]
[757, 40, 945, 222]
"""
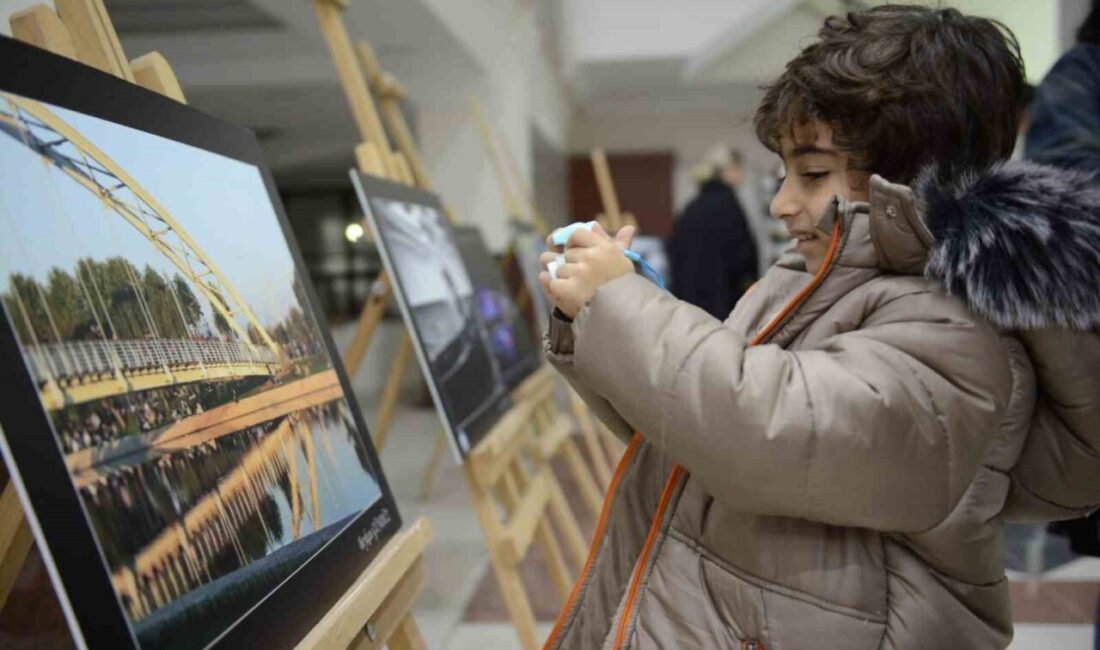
[543, 163, 1100, 650]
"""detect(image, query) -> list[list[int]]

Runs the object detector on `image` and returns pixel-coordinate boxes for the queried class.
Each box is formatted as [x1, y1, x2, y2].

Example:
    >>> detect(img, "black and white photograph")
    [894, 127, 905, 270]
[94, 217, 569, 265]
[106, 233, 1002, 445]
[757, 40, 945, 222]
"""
[354, 176, 513, 460]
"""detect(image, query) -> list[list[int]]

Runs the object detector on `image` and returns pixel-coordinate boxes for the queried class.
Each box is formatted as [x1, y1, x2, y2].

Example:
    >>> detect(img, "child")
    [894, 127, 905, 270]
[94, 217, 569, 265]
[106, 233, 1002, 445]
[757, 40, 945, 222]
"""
[539, 6, 1100, 649]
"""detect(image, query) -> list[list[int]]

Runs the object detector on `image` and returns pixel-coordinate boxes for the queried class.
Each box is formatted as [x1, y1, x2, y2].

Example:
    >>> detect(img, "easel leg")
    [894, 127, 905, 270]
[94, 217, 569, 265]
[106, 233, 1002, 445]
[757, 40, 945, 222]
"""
[416, 428, 448, 502]
[464, 468, 540, 650]
[568, 390, 612, 487]
[487, 555, 539, 650]
[372, 332, 413, 451]
[545, 477, 590, 572]
[560, 438, 604, 520]
[0, 482, 34, 611]
[386, 615, 427, 650]
[342, 276, 391, 376]
[503, 462, 573, 604]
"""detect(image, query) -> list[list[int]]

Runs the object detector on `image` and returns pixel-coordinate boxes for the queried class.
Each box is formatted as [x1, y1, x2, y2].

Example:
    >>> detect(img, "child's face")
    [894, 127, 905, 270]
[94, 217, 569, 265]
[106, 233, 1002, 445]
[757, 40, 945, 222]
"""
[771, 121, 870, 273]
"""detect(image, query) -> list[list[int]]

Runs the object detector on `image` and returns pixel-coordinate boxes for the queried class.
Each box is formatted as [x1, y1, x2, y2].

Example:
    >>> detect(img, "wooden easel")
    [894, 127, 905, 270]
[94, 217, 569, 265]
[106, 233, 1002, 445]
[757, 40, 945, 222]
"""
[313, 2, 600, 647]
[1, 3, 433, 649]
[468, 98, 622, 490]
[330, 11, 605, 523]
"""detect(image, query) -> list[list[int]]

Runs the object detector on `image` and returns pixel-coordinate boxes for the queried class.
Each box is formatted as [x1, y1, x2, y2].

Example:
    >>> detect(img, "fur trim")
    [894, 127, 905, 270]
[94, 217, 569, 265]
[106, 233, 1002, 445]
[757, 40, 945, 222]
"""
[916, 161, 1100, 330]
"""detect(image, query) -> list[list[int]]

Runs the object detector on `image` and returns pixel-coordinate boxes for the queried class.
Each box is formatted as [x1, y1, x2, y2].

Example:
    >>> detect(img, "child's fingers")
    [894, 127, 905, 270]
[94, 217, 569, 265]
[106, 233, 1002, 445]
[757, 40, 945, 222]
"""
[567, 227, 604, 249]
[592, 222, 609, 238]
[615, 225, 636, 250]
[564, 248, 585, 263]
[548, 278, 576, 316]
[539, 251, 558, 269]
[553, 261, 577, 279]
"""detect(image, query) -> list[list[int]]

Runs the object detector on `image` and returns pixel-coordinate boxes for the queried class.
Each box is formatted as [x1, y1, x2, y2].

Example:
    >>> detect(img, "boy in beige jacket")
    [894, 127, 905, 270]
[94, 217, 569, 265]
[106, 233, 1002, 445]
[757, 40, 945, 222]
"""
[540, 6, 1100, 649]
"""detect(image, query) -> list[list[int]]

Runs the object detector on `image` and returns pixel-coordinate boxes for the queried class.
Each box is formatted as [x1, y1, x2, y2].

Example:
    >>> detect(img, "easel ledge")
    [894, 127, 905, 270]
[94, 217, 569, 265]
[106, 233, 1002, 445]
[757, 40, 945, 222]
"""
[296, 518, 433, 650]
[2, 3, 435, 649]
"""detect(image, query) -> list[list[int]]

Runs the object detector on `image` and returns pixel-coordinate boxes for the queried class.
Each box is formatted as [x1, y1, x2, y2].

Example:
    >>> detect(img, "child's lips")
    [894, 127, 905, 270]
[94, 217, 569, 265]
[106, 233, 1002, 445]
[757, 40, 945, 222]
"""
[795, 237, 818, 254]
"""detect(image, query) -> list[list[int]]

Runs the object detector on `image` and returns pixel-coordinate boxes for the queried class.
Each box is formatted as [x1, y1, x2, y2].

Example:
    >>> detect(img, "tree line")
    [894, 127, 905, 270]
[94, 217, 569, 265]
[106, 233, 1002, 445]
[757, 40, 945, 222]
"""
[2, 256, 214, 344]
[2, 257, 324, 355]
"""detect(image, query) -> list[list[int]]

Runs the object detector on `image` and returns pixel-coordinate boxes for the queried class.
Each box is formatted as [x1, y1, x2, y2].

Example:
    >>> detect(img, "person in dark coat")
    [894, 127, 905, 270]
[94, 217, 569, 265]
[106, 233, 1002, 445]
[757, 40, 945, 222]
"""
[667, 146, 758, 319]
[1026, 1, 1100, 169]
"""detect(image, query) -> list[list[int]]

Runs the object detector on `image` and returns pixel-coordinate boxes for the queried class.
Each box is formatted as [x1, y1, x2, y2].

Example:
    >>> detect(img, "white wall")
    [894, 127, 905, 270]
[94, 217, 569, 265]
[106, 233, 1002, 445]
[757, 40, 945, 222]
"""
[561, 0, 773, 66]
[415, 0, 571, 252]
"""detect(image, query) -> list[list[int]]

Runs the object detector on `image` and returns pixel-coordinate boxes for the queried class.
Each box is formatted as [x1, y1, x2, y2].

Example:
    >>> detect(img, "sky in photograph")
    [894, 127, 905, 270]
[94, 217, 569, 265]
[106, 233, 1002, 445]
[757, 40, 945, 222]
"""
[0, 91, 302, 329]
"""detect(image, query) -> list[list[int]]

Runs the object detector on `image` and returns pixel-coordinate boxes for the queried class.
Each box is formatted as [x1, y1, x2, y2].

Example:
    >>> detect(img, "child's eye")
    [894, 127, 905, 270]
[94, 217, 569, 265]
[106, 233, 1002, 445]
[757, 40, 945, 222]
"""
[802, 171, 829, 181]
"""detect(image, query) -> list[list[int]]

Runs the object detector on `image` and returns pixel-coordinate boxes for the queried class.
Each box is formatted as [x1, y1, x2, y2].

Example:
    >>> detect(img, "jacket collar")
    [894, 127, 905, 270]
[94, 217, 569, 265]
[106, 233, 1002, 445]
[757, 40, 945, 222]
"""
[842, 161, 1100, 331]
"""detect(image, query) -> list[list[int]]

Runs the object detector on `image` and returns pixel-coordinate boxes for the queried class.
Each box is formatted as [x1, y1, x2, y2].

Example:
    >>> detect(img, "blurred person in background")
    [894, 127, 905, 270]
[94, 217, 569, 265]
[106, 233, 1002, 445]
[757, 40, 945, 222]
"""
[1026, 0, 1100, 169]
[540, 5, 1100, 649]
[666, 145, 758, 319]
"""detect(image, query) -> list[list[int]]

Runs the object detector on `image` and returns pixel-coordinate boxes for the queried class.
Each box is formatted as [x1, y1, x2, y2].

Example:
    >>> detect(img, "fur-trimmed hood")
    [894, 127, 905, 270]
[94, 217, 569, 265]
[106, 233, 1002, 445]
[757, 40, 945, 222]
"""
[911, 162, 1100, 331]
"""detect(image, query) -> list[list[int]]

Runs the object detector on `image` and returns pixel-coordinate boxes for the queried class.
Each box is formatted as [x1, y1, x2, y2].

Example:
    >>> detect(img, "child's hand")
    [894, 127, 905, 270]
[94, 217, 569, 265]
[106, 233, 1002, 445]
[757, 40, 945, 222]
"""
[539, 224, 636, 318]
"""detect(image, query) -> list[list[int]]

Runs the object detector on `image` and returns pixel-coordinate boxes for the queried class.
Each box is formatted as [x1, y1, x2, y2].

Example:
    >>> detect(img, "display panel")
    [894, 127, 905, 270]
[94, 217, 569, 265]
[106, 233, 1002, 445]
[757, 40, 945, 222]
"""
[507, 221, 552, 332]
[352, 175, 513, 460]
[0, 37, 399, 650]
[451, 226, 541, 389]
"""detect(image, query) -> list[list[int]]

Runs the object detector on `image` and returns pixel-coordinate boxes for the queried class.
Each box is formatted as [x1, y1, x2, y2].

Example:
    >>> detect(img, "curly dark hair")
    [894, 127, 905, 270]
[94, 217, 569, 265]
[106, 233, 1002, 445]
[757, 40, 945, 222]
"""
[754, 5, 1026, 183]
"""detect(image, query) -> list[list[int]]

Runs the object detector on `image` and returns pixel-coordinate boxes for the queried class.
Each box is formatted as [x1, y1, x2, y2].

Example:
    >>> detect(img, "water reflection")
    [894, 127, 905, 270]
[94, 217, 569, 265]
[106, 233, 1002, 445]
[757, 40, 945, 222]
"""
[76, 399, 381, 624]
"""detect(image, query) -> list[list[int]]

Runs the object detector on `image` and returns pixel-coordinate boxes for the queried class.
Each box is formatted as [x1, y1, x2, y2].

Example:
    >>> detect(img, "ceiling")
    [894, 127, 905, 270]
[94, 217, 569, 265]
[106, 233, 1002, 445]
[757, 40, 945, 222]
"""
[106, 0, 485, 187]
[562, 0, 1068, 119]
[7, 0, 1069, 187]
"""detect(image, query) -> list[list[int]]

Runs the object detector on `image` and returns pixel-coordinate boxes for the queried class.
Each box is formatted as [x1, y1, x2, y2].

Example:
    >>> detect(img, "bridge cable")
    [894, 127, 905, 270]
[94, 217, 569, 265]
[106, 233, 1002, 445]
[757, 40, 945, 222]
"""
[39, 150, 128, 386]
[0, 192, 50, 373]
[162, 269, 210, 379]
[87, 161, 174, 379]
[7, 106, 76, 378]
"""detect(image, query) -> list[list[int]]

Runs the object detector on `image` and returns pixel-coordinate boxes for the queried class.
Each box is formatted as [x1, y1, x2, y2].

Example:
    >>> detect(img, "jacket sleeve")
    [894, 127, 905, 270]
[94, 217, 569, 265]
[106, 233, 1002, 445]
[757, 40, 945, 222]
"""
[544, 309, 635, 442]
[566, 274, 1012, 532]
[1003, 329, 1100, 521]
[1026, 46, 1100, 171]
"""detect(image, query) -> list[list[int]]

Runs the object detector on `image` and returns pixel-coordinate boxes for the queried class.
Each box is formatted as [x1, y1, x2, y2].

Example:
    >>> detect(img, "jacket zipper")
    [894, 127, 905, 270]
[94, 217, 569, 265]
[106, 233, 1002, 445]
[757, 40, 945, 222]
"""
[542, 433, 644, 649]
[608, 220, 844, 649]
[750, 219, 844, 345]
[610, 464, 685, 649]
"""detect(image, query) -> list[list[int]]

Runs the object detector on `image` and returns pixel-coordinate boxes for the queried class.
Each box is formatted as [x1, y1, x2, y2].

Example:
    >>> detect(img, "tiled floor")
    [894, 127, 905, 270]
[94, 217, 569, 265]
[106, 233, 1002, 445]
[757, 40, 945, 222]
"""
[340, 324, 1100, 650]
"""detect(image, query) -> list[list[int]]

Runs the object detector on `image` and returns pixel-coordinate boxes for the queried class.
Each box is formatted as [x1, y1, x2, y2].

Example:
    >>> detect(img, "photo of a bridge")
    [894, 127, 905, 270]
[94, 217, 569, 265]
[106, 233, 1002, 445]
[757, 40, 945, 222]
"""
[0, 92, 383, 649]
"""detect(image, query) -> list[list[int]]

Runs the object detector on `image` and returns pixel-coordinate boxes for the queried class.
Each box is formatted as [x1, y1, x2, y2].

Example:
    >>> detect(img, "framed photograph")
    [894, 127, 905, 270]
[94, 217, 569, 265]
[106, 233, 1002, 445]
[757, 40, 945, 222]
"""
[352, 175, 513, 461]
[502, 220, 552, 336]
[0, 36, 400, 650]
[451, 226, 541, 389]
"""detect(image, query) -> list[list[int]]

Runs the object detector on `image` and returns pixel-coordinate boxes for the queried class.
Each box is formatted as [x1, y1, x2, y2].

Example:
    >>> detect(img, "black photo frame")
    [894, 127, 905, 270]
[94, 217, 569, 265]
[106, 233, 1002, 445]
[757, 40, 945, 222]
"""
[352, 173, 514, 461]
[0, 36, 401, 650]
